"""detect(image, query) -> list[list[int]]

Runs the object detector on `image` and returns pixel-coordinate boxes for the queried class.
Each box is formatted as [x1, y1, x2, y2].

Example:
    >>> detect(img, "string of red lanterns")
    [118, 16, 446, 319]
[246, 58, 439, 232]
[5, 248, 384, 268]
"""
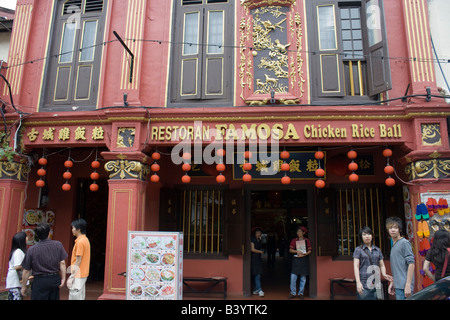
[62, 158, 73, 191]
[36, 157, 47, 188]
[150, 151, 161, 183]
[383, 148, 396, 187]
[181, 152, 192, 184]
[242, 150, 252, 183]
[90, 159, 100, 192]
[216, 149, 226, 184]
[280, 149, 291, 185]
[347, 149, 359, 183]
[314, 150, 326, 188]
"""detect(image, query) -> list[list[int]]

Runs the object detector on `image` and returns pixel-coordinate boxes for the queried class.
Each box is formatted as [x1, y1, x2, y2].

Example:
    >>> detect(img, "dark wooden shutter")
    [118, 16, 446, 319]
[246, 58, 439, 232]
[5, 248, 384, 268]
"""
[42, 0, 104, 110]
[171, 1, 231, 103]
[362, 0, 392, 96]
[316, 188, 338, 256]
[315, 1, 345, 97]
[223, 189, 245, 255]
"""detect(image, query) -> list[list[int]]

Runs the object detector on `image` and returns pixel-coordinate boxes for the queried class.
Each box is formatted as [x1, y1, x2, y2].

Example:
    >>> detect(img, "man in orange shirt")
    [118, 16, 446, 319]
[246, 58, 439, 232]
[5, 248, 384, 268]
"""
[68, 219, 91, 300]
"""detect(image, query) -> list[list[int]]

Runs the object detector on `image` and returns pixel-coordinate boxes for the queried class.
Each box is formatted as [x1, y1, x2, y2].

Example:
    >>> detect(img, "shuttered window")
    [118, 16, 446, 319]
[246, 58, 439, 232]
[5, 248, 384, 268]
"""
[42, 0, 105, 111]
[170, 0, 233, 105]
[309, 0, 391, 101]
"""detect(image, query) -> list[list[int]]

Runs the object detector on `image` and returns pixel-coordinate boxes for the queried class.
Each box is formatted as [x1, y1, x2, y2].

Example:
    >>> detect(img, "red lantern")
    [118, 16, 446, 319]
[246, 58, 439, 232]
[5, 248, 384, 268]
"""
[182, 152, 191, 161]
[91, 160, 100, 169]
[37, 168, 46, 176]
[349, 173, 359, 182]
[64, 160, 73, 168]
[216, 163, 226, 172]
[90, 183, 99, 192]
[347, 150, 357, 160]
[383, 148, 393, 158]
[182, 174, 191, 184]
[348, 162, 358, 172]
[243, 162, 252, 171]
[151, 152, 161, 161]
[217, 149, 226, 157]
[216, 174, 226, 184]
[281, 163, 290, 172]
[243, 173, 252, 182]
[63, 171, 72, 180]
[38, 158, 48, 166]
[151, 163, 160, 172]
[315, 168, 325, 177]
[90, 172, 100, 180]
[315, 179, 325, 189]
[280, 150, 290, 159]
[384, 165, 394, 175]
[281, 175, 291, 185]
[36, 179, 45, 188]
[182, 163, 191, 171]
[385, 177, 396, 187]
[62, 183, 71, 191]
[150, 174, 160, 183]
[315, 151, 324, 160]
[244, 151, 253, 159]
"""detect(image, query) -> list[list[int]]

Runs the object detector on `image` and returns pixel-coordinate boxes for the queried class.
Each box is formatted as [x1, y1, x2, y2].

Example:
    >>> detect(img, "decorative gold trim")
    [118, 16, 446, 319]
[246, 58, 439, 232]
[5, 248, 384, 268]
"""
[104, 160, 150, 180]
[405, 159, 450, 180]
[0, 161, 31, 181]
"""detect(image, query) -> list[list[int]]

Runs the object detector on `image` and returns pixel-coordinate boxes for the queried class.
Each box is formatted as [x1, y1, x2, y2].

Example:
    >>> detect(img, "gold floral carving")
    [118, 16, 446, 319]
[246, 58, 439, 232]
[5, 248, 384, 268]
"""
[104, 160, 150, 180]
[239, 1, 305, 104]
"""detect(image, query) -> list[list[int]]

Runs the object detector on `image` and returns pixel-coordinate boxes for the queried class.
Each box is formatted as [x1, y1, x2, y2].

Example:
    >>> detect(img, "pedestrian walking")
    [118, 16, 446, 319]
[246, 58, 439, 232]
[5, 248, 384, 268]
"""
[68, 218, 91, 300]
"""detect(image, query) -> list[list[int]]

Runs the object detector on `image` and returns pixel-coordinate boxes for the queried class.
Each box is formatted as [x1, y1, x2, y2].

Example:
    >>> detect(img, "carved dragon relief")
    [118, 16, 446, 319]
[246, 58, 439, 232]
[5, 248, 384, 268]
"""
[239, 2, 305, 105]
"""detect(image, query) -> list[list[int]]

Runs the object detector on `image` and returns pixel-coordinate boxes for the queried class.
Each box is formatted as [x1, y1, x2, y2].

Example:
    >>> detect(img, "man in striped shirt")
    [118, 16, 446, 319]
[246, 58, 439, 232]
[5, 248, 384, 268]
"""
[21, 223, 68, 300]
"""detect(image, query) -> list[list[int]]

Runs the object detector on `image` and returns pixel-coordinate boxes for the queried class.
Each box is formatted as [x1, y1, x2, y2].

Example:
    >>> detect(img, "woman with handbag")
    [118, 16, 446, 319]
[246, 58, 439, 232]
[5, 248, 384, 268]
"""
[353, 227, 392, 300]
[423, 230, 450, 282]
[6, 232, 27, 300]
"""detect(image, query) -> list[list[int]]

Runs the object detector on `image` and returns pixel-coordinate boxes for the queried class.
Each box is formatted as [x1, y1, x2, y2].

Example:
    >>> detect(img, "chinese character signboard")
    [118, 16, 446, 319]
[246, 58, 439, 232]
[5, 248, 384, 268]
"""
[126, 231, 183, 300]
[233, 151, 323, 180]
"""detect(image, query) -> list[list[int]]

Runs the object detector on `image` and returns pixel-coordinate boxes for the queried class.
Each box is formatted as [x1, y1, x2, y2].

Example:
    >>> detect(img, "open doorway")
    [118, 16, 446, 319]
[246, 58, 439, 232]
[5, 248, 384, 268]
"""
[247, 187, 316, 298]
[75, 179, 108, 283]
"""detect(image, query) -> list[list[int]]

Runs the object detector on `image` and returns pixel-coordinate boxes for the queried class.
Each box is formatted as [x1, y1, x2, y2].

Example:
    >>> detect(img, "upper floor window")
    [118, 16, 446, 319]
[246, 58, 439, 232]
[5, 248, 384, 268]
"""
[308, 0, 391, 102]
[41, 0, 106, 111]
[169, 0, 233, 106]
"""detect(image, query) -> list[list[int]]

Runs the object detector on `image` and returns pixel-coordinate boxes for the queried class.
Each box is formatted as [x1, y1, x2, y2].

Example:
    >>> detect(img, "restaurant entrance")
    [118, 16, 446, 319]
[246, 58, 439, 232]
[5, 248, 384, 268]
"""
[246, 187, 316, 298]
[75, 178, 108, 283]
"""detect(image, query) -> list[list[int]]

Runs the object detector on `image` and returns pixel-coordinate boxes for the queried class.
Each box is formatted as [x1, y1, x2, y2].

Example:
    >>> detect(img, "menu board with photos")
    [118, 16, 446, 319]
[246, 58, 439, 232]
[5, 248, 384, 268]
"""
[22, 209, 56, 247]
[126, 231, 183, 300]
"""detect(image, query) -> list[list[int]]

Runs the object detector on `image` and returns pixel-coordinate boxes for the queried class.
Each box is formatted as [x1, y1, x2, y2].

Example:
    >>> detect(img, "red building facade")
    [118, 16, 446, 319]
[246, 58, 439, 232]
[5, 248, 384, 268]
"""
[1, 0, 449, 299]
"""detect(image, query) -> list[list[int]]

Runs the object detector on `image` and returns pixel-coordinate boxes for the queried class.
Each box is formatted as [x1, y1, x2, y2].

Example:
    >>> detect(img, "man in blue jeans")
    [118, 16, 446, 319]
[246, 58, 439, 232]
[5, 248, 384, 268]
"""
[386, 217, 415, 299]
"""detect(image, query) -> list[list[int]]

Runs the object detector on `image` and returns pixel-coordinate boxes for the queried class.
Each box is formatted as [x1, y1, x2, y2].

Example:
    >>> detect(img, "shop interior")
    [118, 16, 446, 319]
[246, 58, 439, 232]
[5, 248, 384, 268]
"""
[250, 189, 310, 297]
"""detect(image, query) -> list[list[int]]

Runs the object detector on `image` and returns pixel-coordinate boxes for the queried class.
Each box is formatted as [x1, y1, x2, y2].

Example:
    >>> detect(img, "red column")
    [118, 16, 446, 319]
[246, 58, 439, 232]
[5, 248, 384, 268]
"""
[98, 153, 149, 300]
[0, 175, 28, 288]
